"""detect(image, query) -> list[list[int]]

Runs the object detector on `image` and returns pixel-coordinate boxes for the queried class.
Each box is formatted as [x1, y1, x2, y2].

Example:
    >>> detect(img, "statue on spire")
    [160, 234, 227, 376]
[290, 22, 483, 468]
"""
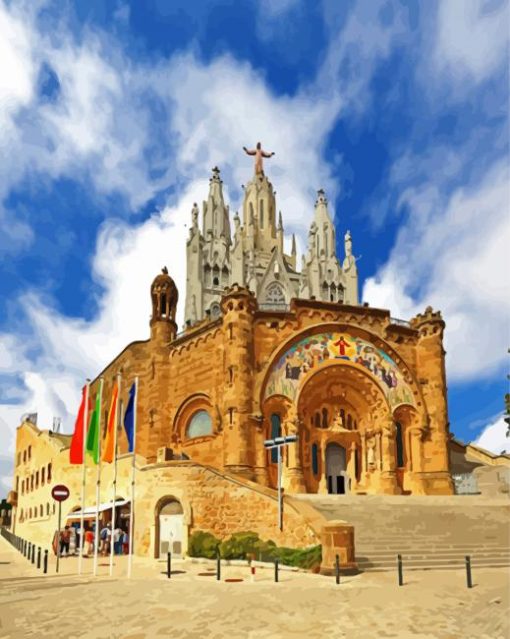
[243, 142, 275, 175]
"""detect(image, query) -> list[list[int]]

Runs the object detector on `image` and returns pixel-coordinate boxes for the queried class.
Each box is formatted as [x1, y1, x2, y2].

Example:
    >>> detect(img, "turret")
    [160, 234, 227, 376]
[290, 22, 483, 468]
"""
[410, 306, 453, 494]
[277, 211, 284, 254]
[150, 267, 178, 342]
[220, 285, 258, 479]
[203, 167, 231, 241]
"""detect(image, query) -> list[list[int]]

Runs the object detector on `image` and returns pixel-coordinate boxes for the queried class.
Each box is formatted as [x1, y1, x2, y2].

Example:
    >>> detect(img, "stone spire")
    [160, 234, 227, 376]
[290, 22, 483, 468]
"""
[310, 189, 336, 260]
[203, 166, 231, 241]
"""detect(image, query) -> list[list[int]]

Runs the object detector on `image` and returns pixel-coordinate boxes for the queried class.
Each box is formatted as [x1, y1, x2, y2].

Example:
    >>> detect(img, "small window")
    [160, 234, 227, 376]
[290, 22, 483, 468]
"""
[23, 451, 26, 463]
[28, 446, 32, 460]
[186, 410, 213, 438]
[47, 463, 52, 482]
[312, 443, 319, 476]
[213, 277, 219, 286]
[39, 504, 43, 517]
[46, 503, 50, 516]
[322, 408, 328, 429]
[314, 412, 321, 428]
[53, 502, 56, 515]
[41, 467, 45, 485]
[35, 471, 39, 489]
[17, 453, 20, 466]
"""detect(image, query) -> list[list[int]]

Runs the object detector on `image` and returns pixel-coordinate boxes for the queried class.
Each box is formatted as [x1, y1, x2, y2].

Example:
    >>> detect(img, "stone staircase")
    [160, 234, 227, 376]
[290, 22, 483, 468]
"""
[292, 494, 510, 572]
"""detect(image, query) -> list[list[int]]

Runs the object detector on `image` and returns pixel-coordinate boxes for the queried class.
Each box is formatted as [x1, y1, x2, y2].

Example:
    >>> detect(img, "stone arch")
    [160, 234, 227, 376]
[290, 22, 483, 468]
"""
[173, 393, 215, 443]
[259, 323, 424, 412]
[154, 496, 190, 559]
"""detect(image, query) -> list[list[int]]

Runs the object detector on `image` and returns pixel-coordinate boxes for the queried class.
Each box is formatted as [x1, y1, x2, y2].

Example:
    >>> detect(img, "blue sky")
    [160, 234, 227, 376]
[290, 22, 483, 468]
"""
[0, 0, 509, 491]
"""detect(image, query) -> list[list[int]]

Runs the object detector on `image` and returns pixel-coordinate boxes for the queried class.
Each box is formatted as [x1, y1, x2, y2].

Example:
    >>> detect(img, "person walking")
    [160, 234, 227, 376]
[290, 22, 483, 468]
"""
[122, 529, 129, 555]
[59, 526, 71, 557]
[84, 527, 94, 558]
[100, 524, 110, 556]
[113, 526, 123, 555]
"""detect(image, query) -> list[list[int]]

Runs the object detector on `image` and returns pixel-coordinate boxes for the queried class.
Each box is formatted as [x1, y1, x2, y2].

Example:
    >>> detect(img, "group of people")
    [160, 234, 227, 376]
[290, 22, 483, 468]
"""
[56, 523, 129, 557]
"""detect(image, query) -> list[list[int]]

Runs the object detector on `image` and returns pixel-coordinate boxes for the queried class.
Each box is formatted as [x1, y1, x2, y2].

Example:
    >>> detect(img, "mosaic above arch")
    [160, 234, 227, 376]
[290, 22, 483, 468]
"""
[263, 332, 416, 409]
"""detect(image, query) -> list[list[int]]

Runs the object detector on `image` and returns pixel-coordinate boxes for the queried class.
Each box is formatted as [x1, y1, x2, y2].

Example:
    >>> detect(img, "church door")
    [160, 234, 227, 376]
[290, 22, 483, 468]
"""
[159, 500, 184, 556]
[326, 443, 347, 495]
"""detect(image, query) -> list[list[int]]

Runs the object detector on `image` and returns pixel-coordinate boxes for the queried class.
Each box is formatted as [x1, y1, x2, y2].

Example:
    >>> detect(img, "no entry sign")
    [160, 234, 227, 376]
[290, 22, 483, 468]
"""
[51, 484, 70, 502]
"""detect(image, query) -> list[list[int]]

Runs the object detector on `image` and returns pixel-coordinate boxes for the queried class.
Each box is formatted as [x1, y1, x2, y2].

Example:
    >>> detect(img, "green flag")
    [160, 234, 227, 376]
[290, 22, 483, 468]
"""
[86, 385, 102, 464]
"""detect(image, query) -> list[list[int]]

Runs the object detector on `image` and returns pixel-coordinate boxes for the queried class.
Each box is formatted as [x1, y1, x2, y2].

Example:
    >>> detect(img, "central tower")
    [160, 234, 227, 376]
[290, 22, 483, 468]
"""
[184, 151, 359, 326]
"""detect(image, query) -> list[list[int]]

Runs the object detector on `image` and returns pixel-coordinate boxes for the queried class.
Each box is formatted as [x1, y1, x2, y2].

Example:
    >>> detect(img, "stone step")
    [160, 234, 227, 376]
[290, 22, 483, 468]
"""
[355, 561, 510, 573]
[356, 545, 510, 552]
[356, 548, 510, 557]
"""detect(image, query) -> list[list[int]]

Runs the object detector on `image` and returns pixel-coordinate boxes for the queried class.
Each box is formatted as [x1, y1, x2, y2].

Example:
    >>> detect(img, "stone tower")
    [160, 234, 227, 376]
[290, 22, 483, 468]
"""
[150, 267, 178, 343]
[184, 161, 359, 326]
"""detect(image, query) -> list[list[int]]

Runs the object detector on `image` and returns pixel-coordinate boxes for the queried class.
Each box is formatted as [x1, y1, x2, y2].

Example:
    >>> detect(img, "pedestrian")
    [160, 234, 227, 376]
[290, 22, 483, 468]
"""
[122, 530, 129, 555]
[100, 524, 110, 556]
[59, 526, 71, 557]
[113, 527, 123, 555]
[84, 527, 94, 557]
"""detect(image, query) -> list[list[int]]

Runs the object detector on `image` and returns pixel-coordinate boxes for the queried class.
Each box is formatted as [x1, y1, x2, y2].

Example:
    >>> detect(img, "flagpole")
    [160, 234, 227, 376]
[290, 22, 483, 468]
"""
[93, 378, 104, 577]
[78, 380, 90, 576]
[127, 376, 138, 579]
[109, 373, 121, 577]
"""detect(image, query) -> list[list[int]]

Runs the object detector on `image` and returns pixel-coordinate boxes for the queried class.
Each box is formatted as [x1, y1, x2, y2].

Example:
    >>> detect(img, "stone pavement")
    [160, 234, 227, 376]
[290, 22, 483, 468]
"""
[0, 536, 508, 639]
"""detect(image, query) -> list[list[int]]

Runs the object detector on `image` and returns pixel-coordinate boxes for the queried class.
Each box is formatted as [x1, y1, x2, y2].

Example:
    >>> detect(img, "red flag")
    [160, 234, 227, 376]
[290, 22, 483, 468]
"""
[69, 385, 89, 464]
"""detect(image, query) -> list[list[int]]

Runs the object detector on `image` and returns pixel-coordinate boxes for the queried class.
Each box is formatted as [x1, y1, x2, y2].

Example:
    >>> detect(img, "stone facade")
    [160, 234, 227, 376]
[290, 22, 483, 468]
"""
[185, 167, 358, 325]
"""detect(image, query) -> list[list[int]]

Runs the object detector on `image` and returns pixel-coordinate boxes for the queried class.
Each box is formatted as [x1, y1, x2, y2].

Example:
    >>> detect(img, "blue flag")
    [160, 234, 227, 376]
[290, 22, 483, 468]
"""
[123, 382, 136, 452]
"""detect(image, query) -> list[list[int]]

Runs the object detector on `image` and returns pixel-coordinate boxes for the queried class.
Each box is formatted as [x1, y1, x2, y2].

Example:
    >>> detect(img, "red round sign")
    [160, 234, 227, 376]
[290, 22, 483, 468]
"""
[51, 484, 70, 502]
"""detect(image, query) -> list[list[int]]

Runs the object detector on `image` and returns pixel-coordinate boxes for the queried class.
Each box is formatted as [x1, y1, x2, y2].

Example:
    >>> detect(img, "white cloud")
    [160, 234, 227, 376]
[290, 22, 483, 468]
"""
[475, 414, 509, 455]
[435, 0, 509, 84]
[363, 159, 510, 382]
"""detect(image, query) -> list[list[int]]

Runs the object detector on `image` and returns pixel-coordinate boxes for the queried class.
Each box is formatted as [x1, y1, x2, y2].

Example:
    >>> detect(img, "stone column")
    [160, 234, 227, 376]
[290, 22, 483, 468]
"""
[253, 418, 269, 486]
[282, 411, 306, 493]
[318, 438, 328, 494]
[378, 420, 401, 495]
[346, 442, 357, 492]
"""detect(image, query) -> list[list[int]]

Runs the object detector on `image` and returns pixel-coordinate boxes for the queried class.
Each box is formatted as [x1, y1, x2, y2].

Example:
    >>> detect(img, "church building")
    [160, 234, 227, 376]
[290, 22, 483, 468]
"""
[10, 148, 478, 568]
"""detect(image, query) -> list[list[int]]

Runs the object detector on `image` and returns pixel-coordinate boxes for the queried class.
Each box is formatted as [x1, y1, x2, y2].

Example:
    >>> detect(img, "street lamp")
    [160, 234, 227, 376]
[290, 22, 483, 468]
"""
[264, 434, 298, 531]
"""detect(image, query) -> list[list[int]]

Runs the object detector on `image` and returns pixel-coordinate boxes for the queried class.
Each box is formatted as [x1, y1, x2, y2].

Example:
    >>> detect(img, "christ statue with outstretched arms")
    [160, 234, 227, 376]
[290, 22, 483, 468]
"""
[243, 142, 275, 175]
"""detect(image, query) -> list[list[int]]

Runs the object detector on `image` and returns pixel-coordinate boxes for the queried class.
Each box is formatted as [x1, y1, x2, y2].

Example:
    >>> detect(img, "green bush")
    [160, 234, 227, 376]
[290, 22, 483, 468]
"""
[187, 531, 220, 559]
[188, 529, 321, 571]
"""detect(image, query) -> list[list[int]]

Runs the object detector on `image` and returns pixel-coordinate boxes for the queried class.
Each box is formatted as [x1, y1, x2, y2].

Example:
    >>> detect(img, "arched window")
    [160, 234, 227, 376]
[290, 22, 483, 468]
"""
[210, 303, 221, 319]
[395, 422, 404, 468]
[337, 285, 344, 303]
[322, 408, 328, 429]
[35, 471, 39, 489]
[21, 479, 24, 495]
[186, 410, 213, 438]
[28, 446, 32, 460]
[212, 266, 220, 287]
[311, 443, 319, 476]
[46, 503, 50, 516]
[347, 414, 352, 431]
[39, 504, 43, 517]
[270, 414, 281, 463]
[47, 463, 52, 482]
[160, 293, 166, 317]
[29, 508, 32, 519]
[41, 467, 45, 485]
[314, 412, 321, 428]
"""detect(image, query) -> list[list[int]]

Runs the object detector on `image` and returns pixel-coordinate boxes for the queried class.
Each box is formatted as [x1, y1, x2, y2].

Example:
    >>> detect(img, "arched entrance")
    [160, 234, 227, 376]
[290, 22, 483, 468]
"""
[155, 498, 184, 558]
[326, 443, 347, 494]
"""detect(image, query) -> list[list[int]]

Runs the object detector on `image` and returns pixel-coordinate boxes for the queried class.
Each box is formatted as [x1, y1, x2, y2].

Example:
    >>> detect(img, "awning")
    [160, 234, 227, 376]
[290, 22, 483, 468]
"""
[66, 500, 130, 519]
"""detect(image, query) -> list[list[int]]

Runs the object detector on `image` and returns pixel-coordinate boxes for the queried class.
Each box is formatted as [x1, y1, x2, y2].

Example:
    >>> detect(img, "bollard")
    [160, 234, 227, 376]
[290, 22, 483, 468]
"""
[250, 565, 256, 583]
[216, 551, 221, 581]
[274, 558, 279, 583]
[167, 551, 172, 579]
[335, 554, 340, 585]
[31, 544, 35, 564]
[37, 547, 41, 570]
[43, 550, 48, 574]
[465, 555, 472, 588]
[397, 554, 403, 586]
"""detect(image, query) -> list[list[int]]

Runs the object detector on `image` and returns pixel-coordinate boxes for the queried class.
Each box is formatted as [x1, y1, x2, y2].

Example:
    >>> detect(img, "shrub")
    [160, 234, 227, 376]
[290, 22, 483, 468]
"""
[189, 529, 321, 571]
[187, 531, 220, 559]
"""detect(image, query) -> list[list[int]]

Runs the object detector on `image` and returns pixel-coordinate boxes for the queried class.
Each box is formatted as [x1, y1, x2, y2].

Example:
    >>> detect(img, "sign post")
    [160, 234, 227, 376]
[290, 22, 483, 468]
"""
[52, 484, 70, 574]
[263, 435, 297, 531]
